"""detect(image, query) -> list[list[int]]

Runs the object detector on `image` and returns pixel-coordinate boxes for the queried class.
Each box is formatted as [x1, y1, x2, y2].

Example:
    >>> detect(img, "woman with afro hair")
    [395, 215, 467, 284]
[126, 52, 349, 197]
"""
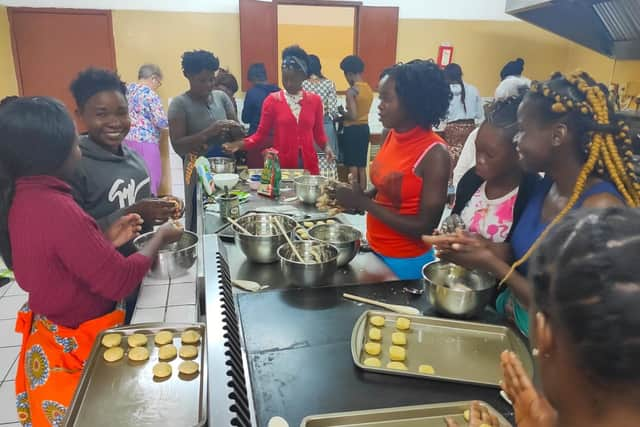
[337, 60, 452, 280]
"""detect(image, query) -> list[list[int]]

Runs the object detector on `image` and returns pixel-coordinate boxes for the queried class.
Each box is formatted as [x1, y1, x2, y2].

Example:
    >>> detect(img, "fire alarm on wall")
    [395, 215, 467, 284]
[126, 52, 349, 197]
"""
[437, 44, 454, 68]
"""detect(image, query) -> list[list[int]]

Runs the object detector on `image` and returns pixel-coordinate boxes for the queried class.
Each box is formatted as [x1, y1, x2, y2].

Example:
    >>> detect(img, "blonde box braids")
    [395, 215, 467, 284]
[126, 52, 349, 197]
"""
[499, 71, 640, 286]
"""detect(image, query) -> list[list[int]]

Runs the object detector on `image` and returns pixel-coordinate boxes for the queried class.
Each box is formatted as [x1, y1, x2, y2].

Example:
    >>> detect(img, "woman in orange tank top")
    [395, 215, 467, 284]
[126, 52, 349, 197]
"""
[337, 60, 452, 280]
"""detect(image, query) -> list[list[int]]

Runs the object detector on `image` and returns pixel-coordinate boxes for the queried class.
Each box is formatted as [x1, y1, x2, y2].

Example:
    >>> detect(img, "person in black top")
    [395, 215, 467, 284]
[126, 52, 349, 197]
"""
[449, 91, 539, 243]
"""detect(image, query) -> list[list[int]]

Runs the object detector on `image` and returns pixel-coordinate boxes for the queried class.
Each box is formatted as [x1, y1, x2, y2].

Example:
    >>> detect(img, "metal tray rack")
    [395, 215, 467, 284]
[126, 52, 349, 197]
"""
[64, 323, 207, 427]
[351, 310, 533, 388]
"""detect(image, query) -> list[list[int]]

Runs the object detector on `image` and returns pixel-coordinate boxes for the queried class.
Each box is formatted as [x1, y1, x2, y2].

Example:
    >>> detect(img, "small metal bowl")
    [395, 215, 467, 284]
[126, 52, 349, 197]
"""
[308, 223, 361, 267]
[208, 156, 236, 174]
[294, 175, 327, 205]
[278, 241, 338, 287]
[422, 260, 496, 318]
[133, 230, 198, 279]
[234, 213, 298, 264]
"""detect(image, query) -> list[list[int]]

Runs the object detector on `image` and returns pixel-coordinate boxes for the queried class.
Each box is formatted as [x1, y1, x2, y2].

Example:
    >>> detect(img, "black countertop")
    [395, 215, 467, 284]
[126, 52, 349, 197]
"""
[236, 281, 515, 427]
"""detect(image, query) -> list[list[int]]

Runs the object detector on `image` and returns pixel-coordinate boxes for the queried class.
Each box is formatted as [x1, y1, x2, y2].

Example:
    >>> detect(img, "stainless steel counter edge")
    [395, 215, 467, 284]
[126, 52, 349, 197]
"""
[202, 235, 256, 426]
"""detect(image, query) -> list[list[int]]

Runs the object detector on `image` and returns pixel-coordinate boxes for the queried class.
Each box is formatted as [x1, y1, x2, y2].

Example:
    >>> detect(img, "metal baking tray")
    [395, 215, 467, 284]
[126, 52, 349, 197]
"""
[63, 322, 207, 427]
[351, 310, 533, 388]
[301, 400, 512, 427]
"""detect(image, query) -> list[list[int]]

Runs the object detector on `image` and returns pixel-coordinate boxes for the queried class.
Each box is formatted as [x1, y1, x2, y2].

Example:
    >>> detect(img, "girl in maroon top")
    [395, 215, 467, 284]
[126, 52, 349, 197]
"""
[0, 97, 182, 426]
[224, 45, 334, 173]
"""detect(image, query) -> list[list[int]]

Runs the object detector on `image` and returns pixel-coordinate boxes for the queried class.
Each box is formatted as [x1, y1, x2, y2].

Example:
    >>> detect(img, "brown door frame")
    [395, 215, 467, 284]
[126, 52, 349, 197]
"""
[7, 7, 117, 95]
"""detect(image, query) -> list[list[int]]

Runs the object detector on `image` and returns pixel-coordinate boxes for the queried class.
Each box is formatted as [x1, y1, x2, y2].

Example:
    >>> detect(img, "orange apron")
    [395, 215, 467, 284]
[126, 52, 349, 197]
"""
[14, 305, 124, 427]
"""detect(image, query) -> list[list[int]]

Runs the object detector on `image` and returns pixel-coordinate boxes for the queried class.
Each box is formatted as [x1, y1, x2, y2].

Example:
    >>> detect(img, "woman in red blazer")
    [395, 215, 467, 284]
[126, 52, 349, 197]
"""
[224, 45, 334, 173]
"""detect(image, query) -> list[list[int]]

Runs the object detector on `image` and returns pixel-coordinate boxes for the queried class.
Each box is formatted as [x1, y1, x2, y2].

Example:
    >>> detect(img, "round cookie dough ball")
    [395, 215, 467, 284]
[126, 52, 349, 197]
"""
[154, 331, 174, 346]
[368, 328, 382, 341]
[179, 345, 199, 360]
[181, 330, 201, 345]
[128, 346, 150, 362]
[391, 332, 407, 346]
[128, 333, 148, 348]
[158, 344, 178, 361]
[369, 316, 385, 327]
[389, 345, 406, 361]
[101, 333, 122, 348]
[364, 342, 381, 356]
[363, 357, 381, 367]
[103, 347, 124, 362]
[179, 360, 200, 375]
[153, 362, 172, 378]
[395, 317, 411, 330]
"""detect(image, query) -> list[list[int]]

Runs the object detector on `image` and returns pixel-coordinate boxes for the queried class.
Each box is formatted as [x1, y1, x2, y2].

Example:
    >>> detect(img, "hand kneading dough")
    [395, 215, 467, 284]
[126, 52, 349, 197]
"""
[368, 328, 382, 341]
[154, 331, 174, 346]
[181, 330, 201, 345]
[395, 317, 411, 330]
[363, 357, 381, 367]
[153, 362, 172, 378]
[419, 364, 435, 374]
[103, 347, 124, 362]
[389, 345, 406, 361]
[369, 316, 385, 327]
[128, 333, 148, 347]
[386, 361, 408, 370]
[179, 360, 200, 375]
[158, 344, 177, 360]
[179, 345, 199, 359]
[364, 342, 381, 356]
[391, 332, 407, 345]
[128, 346, 150, 362]
[101, 333, 122, 348]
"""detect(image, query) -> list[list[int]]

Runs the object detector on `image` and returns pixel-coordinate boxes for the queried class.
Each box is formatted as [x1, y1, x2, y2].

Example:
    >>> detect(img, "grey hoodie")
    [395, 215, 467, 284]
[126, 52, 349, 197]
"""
[70, 135, 151, 230]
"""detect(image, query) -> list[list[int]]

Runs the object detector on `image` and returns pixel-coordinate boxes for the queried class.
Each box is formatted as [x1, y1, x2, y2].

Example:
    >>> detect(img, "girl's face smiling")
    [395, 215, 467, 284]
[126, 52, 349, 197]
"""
[79, 90, 130, 153]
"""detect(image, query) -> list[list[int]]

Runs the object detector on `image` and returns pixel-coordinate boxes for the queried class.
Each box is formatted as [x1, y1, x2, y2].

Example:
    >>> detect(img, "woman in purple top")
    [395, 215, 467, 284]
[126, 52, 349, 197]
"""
[123, 64, 169, 196]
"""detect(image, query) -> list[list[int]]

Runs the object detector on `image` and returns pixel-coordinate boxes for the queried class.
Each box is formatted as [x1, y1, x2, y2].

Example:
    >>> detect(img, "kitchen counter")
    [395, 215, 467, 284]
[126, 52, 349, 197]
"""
[197, 182, 521, 427]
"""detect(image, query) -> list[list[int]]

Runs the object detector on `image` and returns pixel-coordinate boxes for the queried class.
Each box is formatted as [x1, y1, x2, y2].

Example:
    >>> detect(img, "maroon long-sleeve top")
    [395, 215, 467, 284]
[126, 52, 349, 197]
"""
[8, 176, 152, 328]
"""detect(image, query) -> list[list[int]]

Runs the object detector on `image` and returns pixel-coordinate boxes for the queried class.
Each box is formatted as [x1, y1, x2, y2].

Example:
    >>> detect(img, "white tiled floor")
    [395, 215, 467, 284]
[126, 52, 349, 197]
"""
[0, 280, 26, 426]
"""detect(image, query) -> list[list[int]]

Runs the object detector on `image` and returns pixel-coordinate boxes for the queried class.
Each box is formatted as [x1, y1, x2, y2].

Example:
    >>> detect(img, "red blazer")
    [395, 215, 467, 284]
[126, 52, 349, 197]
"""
[244, 90, 327, 174]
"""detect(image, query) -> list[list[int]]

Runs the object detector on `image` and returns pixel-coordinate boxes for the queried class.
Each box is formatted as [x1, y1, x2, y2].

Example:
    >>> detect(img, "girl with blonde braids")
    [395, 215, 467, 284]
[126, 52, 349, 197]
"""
[424, 71, 640, 336]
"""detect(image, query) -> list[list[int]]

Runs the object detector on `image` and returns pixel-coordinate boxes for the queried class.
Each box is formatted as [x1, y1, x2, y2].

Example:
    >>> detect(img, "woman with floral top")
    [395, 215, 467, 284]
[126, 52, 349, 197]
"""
[123, 64, 169, 196]
[302, 55, 339, 158]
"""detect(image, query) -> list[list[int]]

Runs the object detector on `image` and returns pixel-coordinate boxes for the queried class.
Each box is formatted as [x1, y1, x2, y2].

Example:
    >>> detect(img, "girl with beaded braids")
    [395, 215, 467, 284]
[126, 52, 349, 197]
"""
[447, 207, 640, 427]
[425, 71, 640, 336]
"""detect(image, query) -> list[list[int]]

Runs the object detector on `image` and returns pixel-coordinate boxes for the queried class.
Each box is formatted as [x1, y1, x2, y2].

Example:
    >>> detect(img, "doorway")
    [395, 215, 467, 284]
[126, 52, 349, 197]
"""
[8, 8, 117, 130]
[277, 4, 355, 91]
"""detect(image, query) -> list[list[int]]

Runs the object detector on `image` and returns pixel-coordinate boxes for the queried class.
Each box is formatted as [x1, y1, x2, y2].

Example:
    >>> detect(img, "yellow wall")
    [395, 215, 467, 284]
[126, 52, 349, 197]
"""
[112, 10, 241, 106]
[0, 7, 19, 98]
[277, 24, 354, 91]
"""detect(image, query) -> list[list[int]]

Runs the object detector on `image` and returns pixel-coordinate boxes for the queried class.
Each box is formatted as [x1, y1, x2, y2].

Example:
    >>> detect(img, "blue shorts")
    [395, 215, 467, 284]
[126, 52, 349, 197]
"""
[377, 249, 436, 281]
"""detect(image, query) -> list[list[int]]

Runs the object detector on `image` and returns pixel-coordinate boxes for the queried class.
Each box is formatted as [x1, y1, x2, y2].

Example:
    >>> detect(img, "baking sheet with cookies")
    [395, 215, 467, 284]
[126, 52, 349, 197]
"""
[301, 400, 512, 427]
[64, 323, 207, 427]
[351, 310, 533, 388]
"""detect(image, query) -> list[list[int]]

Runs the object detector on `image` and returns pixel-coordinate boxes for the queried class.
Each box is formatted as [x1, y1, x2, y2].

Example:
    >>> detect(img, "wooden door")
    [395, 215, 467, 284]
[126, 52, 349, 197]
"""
[239, 0, 279, 92]
[356, 6, 399, 89]
[8, 8, 117, 124]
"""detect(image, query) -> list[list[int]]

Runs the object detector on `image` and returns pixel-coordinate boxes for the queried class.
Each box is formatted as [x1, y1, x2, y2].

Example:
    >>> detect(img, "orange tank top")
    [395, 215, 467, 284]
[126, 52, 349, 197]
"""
[367, 127, 446, 258]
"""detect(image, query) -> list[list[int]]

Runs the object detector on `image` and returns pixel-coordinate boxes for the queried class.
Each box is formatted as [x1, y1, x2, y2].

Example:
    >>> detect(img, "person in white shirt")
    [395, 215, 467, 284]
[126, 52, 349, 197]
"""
[442, 63, 484, 177]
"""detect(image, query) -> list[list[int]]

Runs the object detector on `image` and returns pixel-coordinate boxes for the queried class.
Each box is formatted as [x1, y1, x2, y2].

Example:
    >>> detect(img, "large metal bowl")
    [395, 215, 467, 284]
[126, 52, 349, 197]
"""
[294, 175, 327, 205]
[278, 241, 338, 287]
[308, 223, 361, 267]
[422, 261, 496, 318]
[234, 213, 298, 264]
[133, 230, 198, 279]
[208, 156, 236, 174]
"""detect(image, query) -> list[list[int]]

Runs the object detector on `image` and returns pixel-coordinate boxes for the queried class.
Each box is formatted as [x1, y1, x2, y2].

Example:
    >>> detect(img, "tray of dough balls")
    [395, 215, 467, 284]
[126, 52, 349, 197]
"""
[301, 400, 512, 427]
[351, 310, 533, 388]
[64, 323, 207, 427]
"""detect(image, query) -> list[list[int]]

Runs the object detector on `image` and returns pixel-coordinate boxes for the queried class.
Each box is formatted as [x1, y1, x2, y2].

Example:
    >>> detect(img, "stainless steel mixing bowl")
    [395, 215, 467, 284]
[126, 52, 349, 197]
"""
[133, 230, 198, 279]
[422, 260, 496, 318]
[308, 223, 361, 267]
[208, 156, 236, 174]
[294, 175, 327, 205]
[278, 240, 338, 287]
[234, 213, 298, 264]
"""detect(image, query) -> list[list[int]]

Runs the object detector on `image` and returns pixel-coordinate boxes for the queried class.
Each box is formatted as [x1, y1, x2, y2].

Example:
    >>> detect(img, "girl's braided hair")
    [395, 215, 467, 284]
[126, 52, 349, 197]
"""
[500, 71, 640, 285]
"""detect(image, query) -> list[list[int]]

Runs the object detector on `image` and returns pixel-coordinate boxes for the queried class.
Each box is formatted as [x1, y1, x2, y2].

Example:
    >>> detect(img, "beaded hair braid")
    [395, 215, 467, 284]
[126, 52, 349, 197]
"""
[499, 71, 640, 286]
